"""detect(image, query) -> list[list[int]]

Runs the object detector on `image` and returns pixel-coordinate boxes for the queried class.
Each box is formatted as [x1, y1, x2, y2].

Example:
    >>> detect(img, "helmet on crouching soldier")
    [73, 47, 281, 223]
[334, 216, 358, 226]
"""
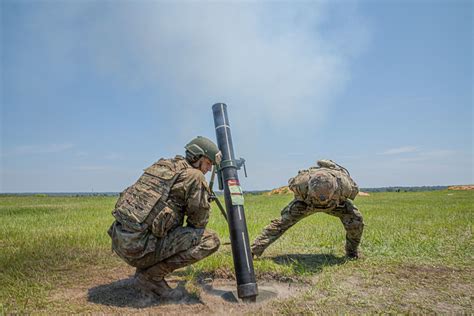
[307, 170, 338, 207]
[288, 160, 359, 208]
[184, 136, 222, 165]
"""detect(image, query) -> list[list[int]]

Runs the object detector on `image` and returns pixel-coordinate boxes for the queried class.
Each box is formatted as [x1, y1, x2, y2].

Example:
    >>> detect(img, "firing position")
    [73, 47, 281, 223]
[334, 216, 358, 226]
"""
[251, 160, 364, 259]
[108, 136, 222, 299]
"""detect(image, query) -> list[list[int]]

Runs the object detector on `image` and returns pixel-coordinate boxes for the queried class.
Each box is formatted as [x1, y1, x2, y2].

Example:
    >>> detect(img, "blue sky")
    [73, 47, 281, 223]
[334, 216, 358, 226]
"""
[1, 0, 472, 192]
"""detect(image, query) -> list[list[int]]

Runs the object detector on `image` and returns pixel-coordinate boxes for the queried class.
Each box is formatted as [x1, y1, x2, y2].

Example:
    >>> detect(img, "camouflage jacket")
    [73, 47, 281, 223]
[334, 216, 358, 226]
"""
[108, 155, 211, 260]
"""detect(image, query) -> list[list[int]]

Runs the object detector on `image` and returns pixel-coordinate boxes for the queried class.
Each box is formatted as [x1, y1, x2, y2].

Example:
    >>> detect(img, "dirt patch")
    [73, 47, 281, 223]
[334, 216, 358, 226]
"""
[47, 267, 308, 315]
[46, 263, 473, 314]
[448, 185, 474, 190]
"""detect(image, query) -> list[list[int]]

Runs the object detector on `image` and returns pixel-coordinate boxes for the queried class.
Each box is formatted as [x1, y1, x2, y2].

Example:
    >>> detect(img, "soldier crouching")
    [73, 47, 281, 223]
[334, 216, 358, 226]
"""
[108, 136, 222, 300]
[251, 160, 364, 259]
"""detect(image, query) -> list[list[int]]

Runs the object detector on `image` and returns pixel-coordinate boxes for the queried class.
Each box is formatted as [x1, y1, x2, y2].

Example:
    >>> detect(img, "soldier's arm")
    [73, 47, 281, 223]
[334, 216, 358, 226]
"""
[183, 169, 211, 229]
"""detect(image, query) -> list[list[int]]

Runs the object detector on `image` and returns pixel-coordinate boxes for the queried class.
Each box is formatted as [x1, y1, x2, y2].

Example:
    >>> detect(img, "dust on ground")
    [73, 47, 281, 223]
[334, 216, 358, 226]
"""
[45, 262, 473, 314]
[47, 265, 308, 315]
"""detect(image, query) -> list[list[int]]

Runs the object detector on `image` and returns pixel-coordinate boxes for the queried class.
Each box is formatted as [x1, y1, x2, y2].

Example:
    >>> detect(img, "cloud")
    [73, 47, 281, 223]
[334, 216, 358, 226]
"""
[287, 152, 305, 156]
[379, 146, 418, 155]
[8, 143, 74, 156]
[346, 148, 471, 187]
[32, 1, 367, 129]
[104, 153, 121, 160]
[3, 2, 371, 191]
[75, 166, 109, 172]
[86, 1, 371, 165]
[152, 4, 362, 117]
[75, 151, 88, 158]
[395, 149, 457, 163]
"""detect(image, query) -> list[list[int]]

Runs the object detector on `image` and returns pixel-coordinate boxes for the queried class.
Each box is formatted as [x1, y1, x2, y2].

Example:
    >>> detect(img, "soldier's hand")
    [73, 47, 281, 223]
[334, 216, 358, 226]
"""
[208, 193, 217, 203]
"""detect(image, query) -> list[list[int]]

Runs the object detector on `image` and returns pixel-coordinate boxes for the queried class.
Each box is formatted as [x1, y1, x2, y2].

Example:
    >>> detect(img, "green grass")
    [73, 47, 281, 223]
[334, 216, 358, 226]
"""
[0, 190, 473, 313]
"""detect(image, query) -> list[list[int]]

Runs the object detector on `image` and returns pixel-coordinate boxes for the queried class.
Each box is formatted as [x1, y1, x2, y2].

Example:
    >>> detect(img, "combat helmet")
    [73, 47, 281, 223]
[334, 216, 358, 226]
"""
[307, 170, 337, 207]
[185, 136, 222, 165]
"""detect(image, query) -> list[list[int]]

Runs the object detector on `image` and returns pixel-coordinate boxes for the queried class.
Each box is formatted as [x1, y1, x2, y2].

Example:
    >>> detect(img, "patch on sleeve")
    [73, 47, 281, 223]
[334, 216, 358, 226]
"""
[228, 179, 244, 205]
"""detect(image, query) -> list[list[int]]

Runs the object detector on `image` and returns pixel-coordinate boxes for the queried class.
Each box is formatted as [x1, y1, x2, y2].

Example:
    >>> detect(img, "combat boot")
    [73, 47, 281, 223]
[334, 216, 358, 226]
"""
[250, 244, 264, 258]
[345, 249, 359, 260]
[134, 271, 183, 300]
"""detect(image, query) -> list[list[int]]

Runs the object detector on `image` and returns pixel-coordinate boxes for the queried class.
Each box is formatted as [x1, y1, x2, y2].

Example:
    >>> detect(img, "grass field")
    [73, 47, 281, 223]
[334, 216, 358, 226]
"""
[1, 190, 473, 313]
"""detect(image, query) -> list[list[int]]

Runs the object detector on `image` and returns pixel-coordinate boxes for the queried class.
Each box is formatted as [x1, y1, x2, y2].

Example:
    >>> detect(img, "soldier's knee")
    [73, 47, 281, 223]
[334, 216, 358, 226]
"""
[342, 214, 364, 232]
[202, 230, 220, 253]
[354, 218, 364, 232]
[285, 200, 310, 219]
[210, 232, 220, 252]
[344, 201, 364, 229]
[348, 219, 364, 235]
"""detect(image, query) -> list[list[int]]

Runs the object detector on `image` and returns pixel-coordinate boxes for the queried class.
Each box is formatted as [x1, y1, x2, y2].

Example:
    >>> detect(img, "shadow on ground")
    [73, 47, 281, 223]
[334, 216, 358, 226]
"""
[87, 277, 201, 308]
[271, 253, 347, 274]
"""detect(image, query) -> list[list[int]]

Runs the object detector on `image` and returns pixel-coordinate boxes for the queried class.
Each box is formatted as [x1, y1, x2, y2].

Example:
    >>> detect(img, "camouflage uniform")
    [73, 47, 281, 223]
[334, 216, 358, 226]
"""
[108, 155, 220, 290]
[251, 160, 364, 258]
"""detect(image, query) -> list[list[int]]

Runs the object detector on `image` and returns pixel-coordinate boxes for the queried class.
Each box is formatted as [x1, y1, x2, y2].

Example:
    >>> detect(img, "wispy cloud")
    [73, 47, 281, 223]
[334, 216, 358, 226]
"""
[75, 151, 88, 158]
[287, 152, 305, 156]
[9, 143, 74, 156]
[104, 153, 121, 160]
[379, 146, 418, 155]
[396, 149, 457, 162]
[30, 2, 369, 127]
[75, 166, 109, 171]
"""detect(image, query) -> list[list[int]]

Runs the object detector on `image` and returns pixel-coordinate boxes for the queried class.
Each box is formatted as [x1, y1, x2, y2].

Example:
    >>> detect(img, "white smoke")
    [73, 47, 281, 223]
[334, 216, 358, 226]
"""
[6, 1, 370, 190]
[81, 1, 370, 126]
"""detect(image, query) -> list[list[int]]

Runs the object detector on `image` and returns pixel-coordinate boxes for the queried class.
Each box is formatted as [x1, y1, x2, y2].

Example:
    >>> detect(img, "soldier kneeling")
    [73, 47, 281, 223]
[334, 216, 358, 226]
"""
[108, 136, 222, 300]
[251, 160, 364, 259]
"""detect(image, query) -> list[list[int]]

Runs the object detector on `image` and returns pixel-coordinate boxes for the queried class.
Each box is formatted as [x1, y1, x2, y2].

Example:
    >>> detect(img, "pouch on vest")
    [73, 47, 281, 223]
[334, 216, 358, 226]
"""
[288, 170, 310, 200]
[151, 203, 182, 238]
[335, 170, 359, 200]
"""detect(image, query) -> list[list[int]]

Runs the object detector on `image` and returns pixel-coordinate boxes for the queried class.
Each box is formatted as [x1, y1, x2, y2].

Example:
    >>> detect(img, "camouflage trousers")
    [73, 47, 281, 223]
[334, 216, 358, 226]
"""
[251, 199, 364, 257]
[130, 227, 220, 280]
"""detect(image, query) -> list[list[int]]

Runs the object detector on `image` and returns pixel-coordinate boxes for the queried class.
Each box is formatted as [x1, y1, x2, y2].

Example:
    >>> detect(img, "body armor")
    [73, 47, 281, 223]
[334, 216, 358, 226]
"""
[108, 156, 190, 261]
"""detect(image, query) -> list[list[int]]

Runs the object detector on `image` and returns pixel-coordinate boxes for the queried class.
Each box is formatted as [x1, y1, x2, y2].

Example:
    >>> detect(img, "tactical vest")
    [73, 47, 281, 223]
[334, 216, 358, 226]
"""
[288, 160, 359, 208]
[112, 156, 190, 232]
[108, 156, 191, 262]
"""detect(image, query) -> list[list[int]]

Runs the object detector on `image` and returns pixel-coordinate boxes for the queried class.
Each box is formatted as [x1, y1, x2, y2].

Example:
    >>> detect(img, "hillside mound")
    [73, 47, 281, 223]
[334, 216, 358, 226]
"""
[265, 186, 291, 196]
[448, 185, 474, 191]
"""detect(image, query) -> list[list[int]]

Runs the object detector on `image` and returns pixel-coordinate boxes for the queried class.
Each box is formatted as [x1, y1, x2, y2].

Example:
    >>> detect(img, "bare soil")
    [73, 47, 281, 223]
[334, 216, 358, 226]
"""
[47, 265, 307, 315]
[45, 263, 473, 314]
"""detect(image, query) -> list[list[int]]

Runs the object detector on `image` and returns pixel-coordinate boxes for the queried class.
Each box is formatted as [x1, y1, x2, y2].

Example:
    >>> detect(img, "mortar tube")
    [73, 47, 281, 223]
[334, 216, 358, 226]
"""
[212, 102, 258, 302]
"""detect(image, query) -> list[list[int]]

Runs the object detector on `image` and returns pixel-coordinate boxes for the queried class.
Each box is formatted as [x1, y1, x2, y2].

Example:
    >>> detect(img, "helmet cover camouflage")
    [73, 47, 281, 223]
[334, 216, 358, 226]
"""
[307, 170, 337, 206]
[185, 136, 221, 165]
